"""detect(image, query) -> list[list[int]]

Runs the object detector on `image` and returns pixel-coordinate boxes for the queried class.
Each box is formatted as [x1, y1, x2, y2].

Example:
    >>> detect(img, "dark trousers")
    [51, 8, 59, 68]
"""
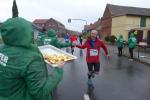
[79, 40, 82, 45]
[87, 63, 100, 79]
[129, 48, 134, 59]
[118, 47, 123, 56]
[71, 45, 74, 54]
[80, 49, 83, 56]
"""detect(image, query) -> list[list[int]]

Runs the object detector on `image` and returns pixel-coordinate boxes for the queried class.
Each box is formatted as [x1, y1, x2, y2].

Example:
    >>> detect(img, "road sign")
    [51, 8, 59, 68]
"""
[68, 18, 71, 23]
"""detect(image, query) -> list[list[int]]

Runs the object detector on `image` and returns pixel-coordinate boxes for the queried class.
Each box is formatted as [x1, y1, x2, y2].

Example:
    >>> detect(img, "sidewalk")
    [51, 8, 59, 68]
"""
[107, 44, 150, 66]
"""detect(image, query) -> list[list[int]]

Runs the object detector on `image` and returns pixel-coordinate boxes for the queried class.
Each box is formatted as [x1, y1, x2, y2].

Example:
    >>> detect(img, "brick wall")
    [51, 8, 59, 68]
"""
[100, 6, 112, 37]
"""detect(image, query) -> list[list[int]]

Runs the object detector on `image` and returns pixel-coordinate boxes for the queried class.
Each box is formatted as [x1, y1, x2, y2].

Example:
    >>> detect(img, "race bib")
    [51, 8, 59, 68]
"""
[90, 49, 98, 56]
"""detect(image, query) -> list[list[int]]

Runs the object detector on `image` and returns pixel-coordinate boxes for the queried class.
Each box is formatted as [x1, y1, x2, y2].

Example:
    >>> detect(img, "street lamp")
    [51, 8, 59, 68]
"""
[68, 18, 87, 25]
[68, 18, 88, 33]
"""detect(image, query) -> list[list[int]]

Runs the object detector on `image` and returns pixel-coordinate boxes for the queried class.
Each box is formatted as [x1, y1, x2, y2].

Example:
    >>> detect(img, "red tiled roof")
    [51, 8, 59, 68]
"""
[84, 19, 101, 30]
[49, 18, 65, 27]
[33, 19, 49, 24]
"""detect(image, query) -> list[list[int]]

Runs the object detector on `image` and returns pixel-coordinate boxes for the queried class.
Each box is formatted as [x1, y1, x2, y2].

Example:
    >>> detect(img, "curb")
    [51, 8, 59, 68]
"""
[123, 55, 150, 66]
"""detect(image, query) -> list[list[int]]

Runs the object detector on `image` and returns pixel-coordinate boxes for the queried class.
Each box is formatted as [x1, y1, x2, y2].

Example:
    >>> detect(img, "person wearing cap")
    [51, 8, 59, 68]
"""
[0, 17, 64, 100]
[74, 30, 109, 86]
[117, 34, 124, 56]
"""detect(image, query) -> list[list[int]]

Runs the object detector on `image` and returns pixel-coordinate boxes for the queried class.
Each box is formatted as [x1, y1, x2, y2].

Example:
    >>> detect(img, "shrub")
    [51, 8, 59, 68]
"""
[105, 35, 117, 45]
[109, 35, 117, 44]
[105, 36, 110, 42]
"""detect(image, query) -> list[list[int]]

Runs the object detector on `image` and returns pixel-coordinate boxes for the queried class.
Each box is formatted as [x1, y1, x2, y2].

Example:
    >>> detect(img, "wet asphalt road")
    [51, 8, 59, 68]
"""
[51, 48, 150, 100]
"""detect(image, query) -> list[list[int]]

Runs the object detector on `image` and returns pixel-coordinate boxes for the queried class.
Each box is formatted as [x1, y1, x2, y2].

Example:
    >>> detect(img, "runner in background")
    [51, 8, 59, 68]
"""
[79, 34, 83, 45]
[70, 34, 77, 55]
[79, 34, 83, 56]
[64, 33, 70, 52]
[64, 33, 70, 43]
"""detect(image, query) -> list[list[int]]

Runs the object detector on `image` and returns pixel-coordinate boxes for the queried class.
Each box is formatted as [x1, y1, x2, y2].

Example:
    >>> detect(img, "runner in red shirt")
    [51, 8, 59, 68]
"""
[75, 30, 109, 86]
[70, 34, 77, 54]
[70, 34, 77, 43]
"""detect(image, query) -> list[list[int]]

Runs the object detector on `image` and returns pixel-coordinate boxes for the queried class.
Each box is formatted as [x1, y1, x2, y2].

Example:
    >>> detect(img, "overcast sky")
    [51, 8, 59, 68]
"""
[0, 0, 150, 32]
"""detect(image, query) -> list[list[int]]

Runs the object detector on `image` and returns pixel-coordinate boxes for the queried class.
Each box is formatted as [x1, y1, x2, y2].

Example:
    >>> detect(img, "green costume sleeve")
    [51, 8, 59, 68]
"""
[25, 57, 63, 100]
[55, 39, 72, 48]
[128, 38, 131, 45]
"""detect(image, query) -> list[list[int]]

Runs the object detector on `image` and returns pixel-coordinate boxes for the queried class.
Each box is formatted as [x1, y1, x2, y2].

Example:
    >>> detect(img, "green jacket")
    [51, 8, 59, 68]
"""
[117, 34, 124, 48]
[37, 32, 47, 46]
[0, 17, 63, 100]
[128, 33, 137, 48]
[43, 29, 71, 48]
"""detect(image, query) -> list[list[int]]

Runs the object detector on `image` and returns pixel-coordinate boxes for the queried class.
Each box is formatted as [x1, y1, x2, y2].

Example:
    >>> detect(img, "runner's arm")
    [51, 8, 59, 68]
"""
[76, 41, 87, 49]
[100, 41, 108, 55]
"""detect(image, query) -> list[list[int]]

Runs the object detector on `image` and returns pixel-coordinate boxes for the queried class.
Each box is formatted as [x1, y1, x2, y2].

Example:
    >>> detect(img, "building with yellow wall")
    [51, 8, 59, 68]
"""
[112, 15, 150, 41]
[101, 4, 150, 44]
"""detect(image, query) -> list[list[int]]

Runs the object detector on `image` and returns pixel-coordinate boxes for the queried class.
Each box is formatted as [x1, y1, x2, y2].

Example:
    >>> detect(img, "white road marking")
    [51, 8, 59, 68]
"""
[84, 94, 90, 100]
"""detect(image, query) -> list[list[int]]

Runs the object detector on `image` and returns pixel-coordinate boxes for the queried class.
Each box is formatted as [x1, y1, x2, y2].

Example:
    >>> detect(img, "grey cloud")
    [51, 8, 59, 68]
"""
[1, 0, 150, 31]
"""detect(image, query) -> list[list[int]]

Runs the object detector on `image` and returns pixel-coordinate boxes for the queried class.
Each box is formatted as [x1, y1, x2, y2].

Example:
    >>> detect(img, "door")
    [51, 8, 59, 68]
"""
[136, 30, 143, 43]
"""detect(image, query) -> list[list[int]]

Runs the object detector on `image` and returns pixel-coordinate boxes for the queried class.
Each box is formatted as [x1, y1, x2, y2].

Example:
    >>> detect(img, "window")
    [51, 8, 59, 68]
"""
[140, 16, 146, 27]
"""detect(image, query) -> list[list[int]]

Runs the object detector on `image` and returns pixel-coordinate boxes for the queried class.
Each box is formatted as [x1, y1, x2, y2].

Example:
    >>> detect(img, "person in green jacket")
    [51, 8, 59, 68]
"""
[43, 29, 72, 49]
[128, 33, 137, 60]
[0, 17, 64, 100]
[37, 29, 47, 46]
[117, 34, 124, 56]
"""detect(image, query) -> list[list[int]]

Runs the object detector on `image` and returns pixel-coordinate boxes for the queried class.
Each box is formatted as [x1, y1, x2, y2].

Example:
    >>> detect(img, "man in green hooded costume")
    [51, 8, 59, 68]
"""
[36, 29, 47, 46]
[0, 17, 63, 100]
[128, 33, 137, 60]
[117, 34, 124, 56]
[38, 29, 72, 49]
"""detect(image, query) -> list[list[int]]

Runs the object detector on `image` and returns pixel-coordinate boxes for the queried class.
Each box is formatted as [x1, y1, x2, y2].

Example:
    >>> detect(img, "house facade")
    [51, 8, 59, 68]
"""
[101, 4, 150, 44]
[33, 18, 66, 37]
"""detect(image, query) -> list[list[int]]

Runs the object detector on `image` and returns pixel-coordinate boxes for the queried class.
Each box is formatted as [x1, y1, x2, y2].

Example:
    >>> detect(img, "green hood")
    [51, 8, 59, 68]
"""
[0, 17, 35, 48]
[47, 29, 56, 37]
[130, 33, 135, 38]
[117, 34, 124, 47]
[38, 32, 46, 36]
[118, 34, 123, 39]
[128, 33, 137, 48]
